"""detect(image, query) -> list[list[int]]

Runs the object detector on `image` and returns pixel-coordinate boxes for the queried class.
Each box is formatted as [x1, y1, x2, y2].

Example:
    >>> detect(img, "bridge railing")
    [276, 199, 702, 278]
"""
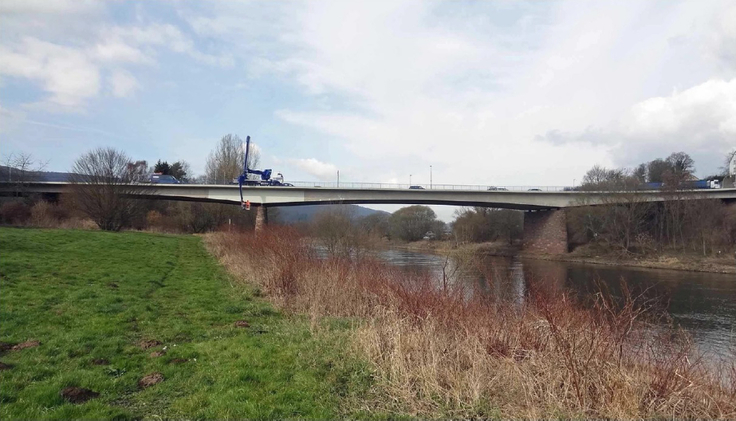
[287, 181, 571, 192]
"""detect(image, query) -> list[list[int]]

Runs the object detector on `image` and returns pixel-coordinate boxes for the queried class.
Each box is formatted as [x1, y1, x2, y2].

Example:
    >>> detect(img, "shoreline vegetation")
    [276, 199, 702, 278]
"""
[2, 226, 735, 419]
[206, 227, 736, 419]
[398, 240, 736, 274]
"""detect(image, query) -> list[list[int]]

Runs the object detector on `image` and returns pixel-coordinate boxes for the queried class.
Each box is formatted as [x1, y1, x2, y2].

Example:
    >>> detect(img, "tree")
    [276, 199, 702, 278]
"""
[665, 152, 695, 182]
[205, 134, 260, 184]
[127, 160, 149, 183]
[452, 207, 522, 244]
[632, 163, 647, 184]
[70, 147, 148, 231]
[580, 165, 628, 191]
[311, 207, 363, 257]
[721, 149, 736, 178]
[360, 212, 390, 239]
[154, 160, 171, 175]
[169, 161, 191, 182]
[647, 159, 672, 183]
[1, 152, 48, 197]
[389, 205, 438, 242]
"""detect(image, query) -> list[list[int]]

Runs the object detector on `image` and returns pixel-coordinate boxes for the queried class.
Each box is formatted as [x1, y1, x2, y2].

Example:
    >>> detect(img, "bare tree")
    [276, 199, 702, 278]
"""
[665, 152, 695, 182]
[722, 149, 736, 179]
[580, 165, 629, 191]
[205, 134, 260, 184]
[126, 160, 149, 183]
[1, 152, 49, 197]
[70, 147, 148, 231]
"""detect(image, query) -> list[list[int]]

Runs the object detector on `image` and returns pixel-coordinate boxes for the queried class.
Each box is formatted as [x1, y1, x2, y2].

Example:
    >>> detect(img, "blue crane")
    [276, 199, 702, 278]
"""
[237, 135, 287, 208]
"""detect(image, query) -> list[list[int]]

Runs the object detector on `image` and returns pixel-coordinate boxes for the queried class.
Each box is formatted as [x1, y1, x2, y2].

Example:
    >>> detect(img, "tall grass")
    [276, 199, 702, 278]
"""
[205, 228, 736, 419]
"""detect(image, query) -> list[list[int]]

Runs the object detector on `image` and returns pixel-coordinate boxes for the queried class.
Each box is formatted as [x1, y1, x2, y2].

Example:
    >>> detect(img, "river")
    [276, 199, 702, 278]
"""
[374, 248, 736, 361]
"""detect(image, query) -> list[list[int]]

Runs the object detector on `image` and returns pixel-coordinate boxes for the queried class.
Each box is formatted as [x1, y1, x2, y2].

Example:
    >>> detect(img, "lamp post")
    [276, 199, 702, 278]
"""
[409, 174, 412, 186]
[430, 165, 433, 189]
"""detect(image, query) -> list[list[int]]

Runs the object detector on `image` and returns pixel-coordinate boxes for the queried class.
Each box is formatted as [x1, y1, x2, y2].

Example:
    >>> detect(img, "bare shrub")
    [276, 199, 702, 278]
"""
[70, 147, 148, 231]
[205, 229, 736, 419]
[30, 201, 61, 227]
[0, 201, 31, 225]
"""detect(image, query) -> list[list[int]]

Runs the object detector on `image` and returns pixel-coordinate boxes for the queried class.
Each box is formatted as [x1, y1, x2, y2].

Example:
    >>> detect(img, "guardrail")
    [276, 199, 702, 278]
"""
[285, 181, 572, 192]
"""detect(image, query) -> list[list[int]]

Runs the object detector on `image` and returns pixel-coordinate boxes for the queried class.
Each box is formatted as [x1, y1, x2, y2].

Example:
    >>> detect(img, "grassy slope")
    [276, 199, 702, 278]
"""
[0, 228, 377, 420]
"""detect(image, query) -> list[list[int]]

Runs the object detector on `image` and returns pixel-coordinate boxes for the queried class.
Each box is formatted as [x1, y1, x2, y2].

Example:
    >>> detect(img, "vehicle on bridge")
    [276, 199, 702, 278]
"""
[236, 136, 292, 208]
[149, 173, 181, 184]
[637, 179, 721, 190]
[236, 136, 290, 187]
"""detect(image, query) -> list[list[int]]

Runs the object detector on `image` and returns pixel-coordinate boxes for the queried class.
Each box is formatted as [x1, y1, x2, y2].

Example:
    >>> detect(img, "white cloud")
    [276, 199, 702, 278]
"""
[256, 1, 736, 185]
[0, 0, 101, 15]
[0, 38, 100, 108]
[110, 69, 139, 98]
[537, 78, 736, 173]
[103, 23, 234, 67]
[288, 158, 338, 181]
[0, 5, 234, 110]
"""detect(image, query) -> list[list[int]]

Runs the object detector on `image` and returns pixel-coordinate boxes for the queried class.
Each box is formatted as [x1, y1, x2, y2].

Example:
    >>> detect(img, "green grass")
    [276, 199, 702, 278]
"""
[0, 228, 382, 420]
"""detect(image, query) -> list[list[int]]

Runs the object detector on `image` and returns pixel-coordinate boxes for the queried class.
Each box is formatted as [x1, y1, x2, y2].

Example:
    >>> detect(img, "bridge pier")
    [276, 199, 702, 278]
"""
[522, 209, 568, 254]
[254, 206, 268, 232]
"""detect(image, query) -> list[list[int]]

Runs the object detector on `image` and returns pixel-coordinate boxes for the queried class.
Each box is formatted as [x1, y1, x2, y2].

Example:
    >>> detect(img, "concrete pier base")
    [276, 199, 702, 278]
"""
[522, 209, 568, 254]
[254, 206, 268, 232]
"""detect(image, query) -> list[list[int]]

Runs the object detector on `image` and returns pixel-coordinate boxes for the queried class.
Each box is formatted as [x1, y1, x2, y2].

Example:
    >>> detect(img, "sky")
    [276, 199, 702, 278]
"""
[1, 0, 735, 220]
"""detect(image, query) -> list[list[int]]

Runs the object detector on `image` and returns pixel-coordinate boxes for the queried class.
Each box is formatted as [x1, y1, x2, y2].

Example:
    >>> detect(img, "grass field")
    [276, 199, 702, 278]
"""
[0, 228, 380, 420]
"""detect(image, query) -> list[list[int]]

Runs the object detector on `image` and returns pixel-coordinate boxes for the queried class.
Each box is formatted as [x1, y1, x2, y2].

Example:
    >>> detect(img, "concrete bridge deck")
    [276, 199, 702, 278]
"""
[2, 182, 735, 210]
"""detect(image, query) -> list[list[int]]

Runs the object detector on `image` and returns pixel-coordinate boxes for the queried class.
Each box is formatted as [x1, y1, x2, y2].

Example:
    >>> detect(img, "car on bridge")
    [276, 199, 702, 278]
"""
[487, 186, 508, 191]
[149, 174, 181, 184]
[409, 185, 425, 190]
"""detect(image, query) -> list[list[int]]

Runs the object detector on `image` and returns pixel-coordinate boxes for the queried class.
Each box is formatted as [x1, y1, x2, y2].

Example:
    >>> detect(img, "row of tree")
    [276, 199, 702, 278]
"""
[572, 151, 736, 255]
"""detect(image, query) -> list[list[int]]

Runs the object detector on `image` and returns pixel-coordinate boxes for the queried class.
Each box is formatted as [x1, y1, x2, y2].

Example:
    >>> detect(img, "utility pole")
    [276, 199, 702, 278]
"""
[337, 170, 340, 187]
[430, 165, 432, 189]
[409, 174, 412, 186]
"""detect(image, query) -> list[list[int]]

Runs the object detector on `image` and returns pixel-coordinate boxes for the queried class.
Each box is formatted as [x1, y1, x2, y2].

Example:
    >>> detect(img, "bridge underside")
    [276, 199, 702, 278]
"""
[6, 182, 736, 255]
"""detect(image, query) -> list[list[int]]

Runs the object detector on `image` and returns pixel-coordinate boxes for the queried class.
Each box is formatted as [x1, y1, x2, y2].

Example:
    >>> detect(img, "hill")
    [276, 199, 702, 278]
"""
[273, 204, 389, 224]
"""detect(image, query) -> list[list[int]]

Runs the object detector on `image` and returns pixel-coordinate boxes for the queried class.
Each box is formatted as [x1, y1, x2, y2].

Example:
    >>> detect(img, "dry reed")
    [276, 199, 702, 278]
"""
[205, 228, 736, 419]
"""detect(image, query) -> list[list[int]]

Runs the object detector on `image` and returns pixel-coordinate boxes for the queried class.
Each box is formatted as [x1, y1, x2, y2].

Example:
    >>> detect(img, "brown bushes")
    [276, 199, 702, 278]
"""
[0, 199, 96, 229]
[0, 201, 31, 225]
[207, 228, 735, 418]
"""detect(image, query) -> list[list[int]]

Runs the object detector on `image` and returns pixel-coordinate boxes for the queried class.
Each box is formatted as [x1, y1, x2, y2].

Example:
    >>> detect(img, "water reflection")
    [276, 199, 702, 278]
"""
[373, 248, 736, 359]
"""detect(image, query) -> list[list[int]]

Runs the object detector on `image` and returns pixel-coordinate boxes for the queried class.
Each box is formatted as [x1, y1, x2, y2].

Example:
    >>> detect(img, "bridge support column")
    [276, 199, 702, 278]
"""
[254, 206, 268, 232]
[523, 209, 568, 254]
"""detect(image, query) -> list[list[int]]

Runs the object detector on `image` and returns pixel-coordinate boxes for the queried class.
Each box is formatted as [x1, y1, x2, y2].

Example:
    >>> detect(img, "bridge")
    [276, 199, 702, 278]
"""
[3, 181, 735, 254]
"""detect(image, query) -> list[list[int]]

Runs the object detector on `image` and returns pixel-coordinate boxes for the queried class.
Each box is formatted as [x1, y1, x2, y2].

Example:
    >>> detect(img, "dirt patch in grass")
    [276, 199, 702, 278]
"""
[60, 387, 99, 404]
[12, 340, 40, 351]
[91, 358, 110, 365]
[150, 350, 166, 358]
[234, 320, 250, 328]
[0, 361, 13, 370]
[0, 341, 15, 353]
[138, 372, 164, 389]
[137, 339, 161, 349]
[169, 358, 188, 364]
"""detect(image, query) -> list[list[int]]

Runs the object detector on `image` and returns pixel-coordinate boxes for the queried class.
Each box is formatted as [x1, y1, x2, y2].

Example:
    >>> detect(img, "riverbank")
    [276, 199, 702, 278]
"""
[207, 228, 736, 419]
[398, 240, 736, 274]
[0, 228, 380, 420]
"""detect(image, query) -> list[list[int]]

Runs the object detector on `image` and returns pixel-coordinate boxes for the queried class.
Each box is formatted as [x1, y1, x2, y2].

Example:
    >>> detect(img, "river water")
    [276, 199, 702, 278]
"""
[374, 248, 736, 360]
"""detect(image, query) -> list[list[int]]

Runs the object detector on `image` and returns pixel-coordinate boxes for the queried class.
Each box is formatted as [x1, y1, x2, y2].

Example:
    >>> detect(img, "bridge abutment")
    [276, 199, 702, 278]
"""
[522, 209, 568, 254]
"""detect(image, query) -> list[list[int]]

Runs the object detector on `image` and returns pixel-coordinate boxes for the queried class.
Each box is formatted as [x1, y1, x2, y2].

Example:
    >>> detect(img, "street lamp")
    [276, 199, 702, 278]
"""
[430, 165, 433, 189]
[409, 174, 412, 186]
